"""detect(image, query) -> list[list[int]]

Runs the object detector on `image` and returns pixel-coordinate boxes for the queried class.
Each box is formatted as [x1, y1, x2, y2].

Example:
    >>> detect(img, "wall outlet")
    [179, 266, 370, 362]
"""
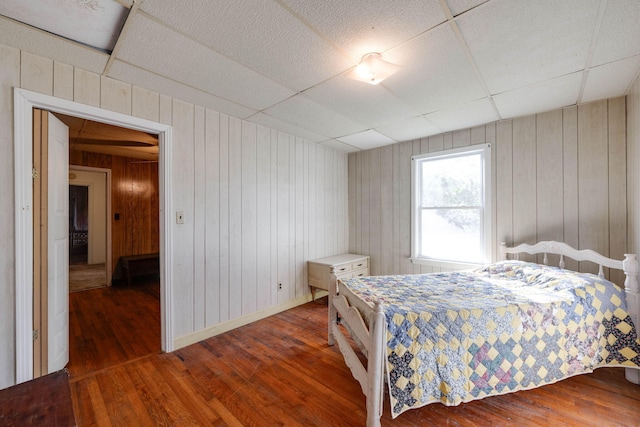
[176, 211, 184, 224]
[278, 282, 283, 290]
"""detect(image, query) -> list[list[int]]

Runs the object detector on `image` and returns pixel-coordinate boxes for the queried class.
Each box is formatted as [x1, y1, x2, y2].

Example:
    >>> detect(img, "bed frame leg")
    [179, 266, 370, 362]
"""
[623, 254, 640, 385]
[328, 268, 337, 346]
[366, 301, 385, 427]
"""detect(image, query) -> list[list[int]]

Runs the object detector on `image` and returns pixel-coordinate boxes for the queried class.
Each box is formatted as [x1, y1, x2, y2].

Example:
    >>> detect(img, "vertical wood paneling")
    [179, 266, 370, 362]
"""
[398, 141, 413, 273]
[256, 125, 271, 311]
[20, 52, 53, 95]
[536, 110, 564, 265]
[218, 114, 230, 322]
[512, 116, 537, 261]
[241, 121, 257, 314]
[131, 86, 159, 122]
[193, 106, 206, 330]
[608, 97, 627, 285]
[562, 106, 579, 271]
[380, 145, 394, 276]
[228, 117, 242, 318]
[628, 76, 640, 256]
[369, 148, 381, 275]
[2, 47, 352, 383]
[0, 44, 20, 389]
[351, 101, 627, 279]
[172, 100, 195, 337]
[348, 153, 357, 253]
[277, 132, 290, 304]
[578, 101, 609, 274]
[53, 62, 73, 101]
[73, 68, 100, 107]
[100, 76, 131, 115]
[204, 109, 220, 327]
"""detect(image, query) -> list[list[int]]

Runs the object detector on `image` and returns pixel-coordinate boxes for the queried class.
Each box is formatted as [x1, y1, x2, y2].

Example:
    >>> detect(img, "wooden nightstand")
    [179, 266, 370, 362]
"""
[308, 254, 370, 300]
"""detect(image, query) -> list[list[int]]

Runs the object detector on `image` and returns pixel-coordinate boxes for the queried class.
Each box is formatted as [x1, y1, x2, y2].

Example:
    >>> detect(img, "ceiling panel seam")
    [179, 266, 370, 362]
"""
[577, 0, 608, 104]
[103, 0, 139, 76]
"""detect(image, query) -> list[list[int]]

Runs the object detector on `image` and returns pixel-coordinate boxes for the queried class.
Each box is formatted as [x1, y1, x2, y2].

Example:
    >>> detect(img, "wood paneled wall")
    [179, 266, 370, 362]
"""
[628, 76, 640, 257]
[0, 44, 348, 388]
[349, 98, 628, 286]
[69, 151, 160, 276]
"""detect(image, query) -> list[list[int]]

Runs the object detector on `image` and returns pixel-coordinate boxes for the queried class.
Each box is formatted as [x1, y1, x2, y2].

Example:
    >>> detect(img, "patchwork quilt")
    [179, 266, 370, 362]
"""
[341, 261, 640, 418]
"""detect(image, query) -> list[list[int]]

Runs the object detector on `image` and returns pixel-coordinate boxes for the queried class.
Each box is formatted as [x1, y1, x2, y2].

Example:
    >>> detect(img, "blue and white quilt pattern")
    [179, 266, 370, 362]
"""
[341, 261, 640, 418]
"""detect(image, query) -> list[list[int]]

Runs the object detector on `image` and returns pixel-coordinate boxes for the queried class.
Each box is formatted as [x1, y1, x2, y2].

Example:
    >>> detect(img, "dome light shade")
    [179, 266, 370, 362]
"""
[348, 52, 400, 85]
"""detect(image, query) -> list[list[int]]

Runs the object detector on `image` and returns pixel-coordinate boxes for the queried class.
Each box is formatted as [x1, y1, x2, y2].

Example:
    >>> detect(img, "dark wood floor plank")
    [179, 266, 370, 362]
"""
[64, 287, 640, 426]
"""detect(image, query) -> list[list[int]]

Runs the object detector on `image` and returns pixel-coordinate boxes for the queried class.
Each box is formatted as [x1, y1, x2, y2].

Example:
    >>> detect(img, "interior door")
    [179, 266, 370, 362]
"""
[46, 111, 70, 373]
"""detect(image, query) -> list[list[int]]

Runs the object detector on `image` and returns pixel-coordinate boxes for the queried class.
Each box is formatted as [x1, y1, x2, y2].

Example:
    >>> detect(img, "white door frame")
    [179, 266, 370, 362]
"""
[14, 88, 174, 383]
[69, 165, 112, 285]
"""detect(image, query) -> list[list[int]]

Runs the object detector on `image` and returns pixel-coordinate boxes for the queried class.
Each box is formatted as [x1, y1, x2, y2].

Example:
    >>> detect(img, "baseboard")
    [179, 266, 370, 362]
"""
[173, 290, 328, 350]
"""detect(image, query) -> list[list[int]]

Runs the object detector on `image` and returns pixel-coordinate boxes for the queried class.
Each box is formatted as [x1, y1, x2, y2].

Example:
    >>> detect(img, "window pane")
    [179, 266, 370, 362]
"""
[420, 208, 481, 262]
[421, 154, 482, 208]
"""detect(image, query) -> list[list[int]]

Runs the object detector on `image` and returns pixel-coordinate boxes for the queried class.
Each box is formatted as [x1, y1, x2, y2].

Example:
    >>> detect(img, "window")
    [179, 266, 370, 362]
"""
[411, 144, 492, 266]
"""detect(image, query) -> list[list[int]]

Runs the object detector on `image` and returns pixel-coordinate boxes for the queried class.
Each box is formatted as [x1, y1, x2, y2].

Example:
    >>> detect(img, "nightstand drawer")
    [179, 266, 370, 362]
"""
[307, 254, 370, 300]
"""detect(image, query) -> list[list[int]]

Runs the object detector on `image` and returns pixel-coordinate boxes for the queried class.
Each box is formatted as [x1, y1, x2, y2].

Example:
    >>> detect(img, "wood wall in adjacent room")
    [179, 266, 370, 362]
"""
[69, 151, 160, 277]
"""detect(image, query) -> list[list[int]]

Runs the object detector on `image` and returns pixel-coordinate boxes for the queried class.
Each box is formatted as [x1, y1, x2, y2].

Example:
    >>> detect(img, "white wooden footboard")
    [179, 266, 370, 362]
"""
[328, 267, 386, 427]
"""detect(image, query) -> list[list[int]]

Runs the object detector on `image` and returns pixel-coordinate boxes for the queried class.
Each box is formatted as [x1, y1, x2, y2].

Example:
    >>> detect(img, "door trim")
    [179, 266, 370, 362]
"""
[14, 88, 174, 383]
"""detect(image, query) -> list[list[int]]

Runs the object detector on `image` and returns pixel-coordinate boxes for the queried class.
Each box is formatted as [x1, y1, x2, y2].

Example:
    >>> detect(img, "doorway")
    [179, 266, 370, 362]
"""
[14, 88, 175, 383]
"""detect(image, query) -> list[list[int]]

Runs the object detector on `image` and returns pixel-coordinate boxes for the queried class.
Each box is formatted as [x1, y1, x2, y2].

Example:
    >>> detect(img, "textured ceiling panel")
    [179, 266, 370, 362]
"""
[0, 0, 128, 52]
[457, 0, 600, 95]
[493, 72, 582, 119]
[319, 139, 361, 153]
[444, 0, 488, 16]
[582, 56, 640, 103]
[263, 94, 368, 138]
[375, 116, 442, 141]
[591, 0, 640, 67]
[425, 98, 498, 132]
[108, 60, 257, 119]
[281, 0, 446, 61]
[383, 23, 486, 115]
[302, 74, 419, 128]
[337, 129, 395, 150]
[116, 13, 294, 111]
[139, 0, 352, 92]
[0, 16, 109, 74]
[247, 112, 329, 143]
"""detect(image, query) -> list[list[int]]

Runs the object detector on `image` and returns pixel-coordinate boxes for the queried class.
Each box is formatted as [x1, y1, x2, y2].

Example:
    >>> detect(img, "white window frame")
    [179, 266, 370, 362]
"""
[411, 143, 492, 268]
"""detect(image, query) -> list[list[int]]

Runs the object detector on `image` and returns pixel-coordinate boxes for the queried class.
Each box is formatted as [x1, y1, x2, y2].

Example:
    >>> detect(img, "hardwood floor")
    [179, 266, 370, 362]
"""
[67, 288, 640, 426]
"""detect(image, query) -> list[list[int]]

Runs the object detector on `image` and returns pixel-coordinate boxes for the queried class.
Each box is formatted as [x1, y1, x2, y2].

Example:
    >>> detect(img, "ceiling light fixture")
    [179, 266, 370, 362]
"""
[348, 52, 400, 85]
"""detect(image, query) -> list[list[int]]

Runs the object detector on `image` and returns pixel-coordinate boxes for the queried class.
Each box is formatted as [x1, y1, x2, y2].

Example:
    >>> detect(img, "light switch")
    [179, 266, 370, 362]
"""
[176, 211, 184, 224]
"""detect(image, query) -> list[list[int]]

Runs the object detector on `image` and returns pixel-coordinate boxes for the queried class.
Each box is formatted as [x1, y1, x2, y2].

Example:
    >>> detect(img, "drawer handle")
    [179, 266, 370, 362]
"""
[357, 273, 364, 277]
[356, 263, 363, 267]
[339, 267, 347, 271]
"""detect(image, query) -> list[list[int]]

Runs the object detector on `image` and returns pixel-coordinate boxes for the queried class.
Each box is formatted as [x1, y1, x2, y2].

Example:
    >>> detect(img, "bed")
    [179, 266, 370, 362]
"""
[328, 241, 640, 427]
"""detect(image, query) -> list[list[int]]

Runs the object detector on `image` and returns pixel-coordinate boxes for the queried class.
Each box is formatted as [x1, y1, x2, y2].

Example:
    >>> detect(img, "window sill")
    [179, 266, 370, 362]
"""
[410, 257, 485, 270]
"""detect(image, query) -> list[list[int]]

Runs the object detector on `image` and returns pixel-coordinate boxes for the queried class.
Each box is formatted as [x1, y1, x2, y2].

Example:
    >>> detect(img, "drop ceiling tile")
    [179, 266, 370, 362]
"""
[382, 23, 486, 115]
[457, 0, 600, 94]
[444, 0, 488, 17]
[591, 0, 640, 67]
[582, 56, 640, 103]
[375, 116, 441, 142]
[139, 0, 352, 91]
[319, 139, 361, 153]
[108, 60, 257, 119]
[425, 98, 498, 132]
[247, 113, 328, 143]
[0, 16, 108, 74]
[302, 75, 419, 128]
[281, 0, 446, 61]
[115, 13, 294, 111]
[337, 129, 395, 150]
[264, 94, 368, 138]
[0, 0, 128, 52]
[493, 72, 582, 120]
